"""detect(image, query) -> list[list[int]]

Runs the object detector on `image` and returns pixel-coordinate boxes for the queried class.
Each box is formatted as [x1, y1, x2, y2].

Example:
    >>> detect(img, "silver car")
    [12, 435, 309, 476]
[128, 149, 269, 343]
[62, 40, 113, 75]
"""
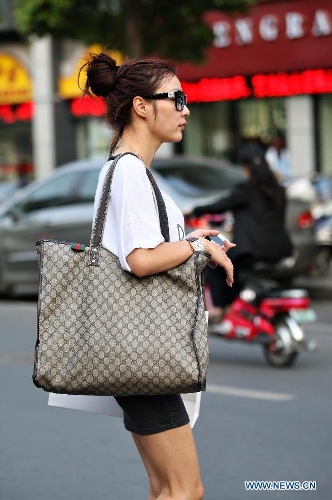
[0, 156, 315, 296]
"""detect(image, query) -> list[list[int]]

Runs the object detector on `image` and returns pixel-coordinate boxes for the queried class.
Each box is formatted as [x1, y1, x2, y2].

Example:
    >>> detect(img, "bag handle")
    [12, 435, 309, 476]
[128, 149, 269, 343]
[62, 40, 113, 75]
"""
[89, 153, 170, 266]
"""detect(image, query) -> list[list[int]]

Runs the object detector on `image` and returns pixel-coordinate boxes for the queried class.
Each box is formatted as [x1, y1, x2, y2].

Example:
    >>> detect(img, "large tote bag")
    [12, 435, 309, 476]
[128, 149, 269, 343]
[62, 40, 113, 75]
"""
[33, 153, 210, 397]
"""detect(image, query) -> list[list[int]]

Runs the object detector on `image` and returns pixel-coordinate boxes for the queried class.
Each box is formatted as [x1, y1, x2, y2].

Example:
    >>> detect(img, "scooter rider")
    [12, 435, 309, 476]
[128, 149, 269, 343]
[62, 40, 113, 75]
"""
[189, 144, 293, 322]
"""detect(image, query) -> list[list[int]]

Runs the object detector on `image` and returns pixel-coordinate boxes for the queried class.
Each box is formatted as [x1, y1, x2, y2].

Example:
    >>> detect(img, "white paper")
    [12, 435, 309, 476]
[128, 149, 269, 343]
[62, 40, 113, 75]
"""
[48, 392, 201, 428]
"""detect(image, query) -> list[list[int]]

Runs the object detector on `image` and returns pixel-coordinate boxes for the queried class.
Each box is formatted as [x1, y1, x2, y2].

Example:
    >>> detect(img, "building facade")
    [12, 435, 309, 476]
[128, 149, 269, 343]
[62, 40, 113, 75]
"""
[177, 0, 332, 178]
[0, 0, 331, 181]
[0, 0, 33, 182]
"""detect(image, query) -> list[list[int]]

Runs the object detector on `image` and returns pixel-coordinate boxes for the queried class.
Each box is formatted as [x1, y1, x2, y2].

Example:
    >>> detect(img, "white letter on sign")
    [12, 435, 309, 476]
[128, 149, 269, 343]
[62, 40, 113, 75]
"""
[235, 18, 253, 45]
[213, 21, 231, 48]
[259, 15, 279, 41]
[285, 12, 305, 39]
[312, 10, 332, 37]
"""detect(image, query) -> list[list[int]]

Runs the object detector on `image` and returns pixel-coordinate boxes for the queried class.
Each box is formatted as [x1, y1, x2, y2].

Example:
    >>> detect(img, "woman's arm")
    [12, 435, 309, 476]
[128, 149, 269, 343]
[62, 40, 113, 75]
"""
[127, 230, 234, 286]
[127, 240, 198, 277]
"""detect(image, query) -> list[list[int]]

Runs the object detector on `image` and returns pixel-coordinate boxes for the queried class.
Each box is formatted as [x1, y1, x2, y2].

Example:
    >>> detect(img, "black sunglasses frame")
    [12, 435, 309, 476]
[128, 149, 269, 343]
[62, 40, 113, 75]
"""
[141, 90, 187, 111]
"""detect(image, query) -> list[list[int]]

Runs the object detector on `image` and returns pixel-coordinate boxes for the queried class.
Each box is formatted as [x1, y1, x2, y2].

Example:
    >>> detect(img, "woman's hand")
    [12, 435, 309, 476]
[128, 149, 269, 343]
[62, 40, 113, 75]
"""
[204, 237, 235, 287]
[186, 229, 235, 253]
[186, 229, 235, 287]
[186, 229, 222, 240]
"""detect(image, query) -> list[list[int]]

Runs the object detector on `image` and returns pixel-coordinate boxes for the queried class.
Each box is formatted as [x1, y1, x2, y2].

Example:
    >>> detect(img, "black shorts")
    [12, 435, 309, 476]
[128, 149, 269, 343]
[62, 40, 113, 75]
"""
[115, 394, 190, 435]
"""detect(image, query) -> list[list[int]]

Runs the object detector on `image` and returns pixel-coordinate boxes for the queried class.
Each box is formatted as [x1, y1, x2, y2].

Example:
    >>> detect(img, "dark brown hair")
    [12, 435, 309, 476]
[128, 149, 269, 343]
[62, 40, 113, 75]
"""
[80, 52, 176, 153]
[239, 143, 282, 206]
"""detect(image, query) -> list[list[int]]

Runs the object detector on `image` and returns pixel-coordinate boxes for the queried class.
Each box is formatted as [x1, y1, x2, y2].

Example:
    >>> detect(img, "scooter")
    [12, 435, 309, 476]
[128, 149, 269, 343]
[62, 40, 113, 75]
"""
[206, 259, 317, 367]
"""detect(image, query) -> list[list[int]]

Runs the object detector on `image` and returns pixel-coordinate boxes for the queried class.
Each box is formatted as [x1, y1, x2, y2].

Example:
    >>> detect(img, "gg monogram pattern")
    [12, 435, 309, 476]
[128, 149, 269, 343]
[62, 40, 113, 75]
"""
[33, 154, 210, 397]
[33, 243, 209, 396]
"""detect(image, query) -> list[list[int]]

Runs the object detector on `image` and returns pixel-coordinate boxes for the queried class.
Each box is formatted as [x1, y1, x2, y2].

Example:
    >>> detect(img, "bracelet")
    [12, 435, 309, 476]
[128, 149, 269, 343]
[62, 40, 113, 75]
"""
[186, 239, 195, 254]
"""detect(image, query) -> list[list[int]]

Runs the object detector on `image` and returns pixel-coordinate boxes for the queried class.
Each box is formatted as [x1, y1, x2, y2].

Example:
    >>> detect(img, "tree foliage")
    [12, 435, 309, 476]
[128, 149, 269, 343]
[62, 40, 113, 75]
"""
[14, 0, 255, 62]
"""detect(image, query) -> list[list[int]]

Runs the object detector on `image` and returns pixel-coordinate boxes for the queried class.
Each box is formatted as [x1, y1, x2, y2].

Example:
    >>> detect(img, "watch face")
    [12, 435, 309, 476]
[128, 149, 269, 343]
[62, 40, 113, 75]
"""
[186, 237, 205, 253]
[192, 239, 205, 252]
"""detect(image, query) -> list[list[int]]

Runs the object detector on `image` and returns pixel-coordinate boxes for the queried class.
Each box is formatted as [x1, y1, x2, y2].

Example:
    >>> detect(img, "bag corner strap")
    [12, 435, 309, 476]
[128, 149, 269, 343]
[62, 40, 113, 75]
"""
[89, 152, 170, 266]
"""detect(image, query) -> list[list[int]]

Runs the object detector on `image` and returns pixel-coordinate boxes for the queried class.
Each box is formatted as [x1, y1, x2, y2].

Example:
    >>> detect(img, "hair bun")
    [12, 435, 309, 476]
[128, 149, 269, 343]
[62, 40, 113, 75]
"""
[86, 52, 118, 97]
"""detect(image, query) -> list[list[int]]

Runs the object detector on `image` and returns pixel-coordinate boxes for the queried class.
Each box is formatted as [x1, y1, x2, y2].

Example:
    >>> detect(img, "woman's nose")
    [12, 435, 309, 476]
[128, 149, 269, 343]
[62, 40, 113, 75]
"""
[183, 105, 190, 117]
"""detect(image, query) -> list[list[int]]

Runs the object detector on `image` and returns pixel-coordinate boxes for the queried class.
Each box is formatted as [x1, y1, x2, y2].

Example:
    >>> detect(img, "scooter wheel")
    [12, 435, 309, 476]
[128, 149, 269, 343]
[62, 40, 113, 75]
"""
[263, 321, 299, 367]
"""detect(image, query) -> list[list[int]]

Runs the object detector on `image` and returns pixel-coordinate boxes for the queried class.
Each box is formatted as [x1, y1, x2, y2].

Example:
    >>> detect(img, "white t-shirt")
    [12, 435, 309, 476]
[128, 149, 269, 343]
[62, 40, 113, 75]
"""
[93, 155, 185, 272]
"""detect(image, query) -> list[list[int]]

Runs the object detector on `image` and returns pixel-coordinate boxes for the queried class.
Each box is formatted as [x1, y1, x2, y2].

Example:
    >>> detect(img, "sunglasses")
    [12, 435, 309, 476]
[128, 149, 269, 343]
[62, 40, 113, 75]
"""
[142, 90, 187, 111]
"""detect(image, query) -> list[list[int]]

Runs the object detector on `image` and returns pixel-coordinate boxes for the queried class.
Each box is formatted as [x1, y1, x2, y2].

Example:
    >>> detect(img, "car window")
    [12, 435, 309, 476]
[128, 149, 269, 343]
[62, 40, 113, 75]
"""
[76, 170, 100, 203]
[19, 172, 80, 212]
[156, 164, 244, 195]
[0, 182, 16, 204]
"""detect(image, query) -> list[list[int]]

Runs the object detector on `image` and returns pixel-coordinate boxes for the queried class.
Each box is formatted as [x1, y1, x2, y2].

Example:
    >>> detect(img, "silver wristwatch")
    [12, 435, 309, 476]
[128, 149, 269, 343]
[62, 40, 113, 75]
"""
[186, 237, 205, 253]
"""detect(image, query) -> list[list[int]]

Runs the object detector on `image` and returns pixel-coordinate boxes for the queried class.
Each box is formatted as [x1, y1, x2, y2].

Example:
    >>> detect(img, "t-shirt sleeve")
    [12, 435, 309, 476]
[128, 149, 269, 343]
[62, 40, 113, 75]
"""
[109, 156, 165, 271]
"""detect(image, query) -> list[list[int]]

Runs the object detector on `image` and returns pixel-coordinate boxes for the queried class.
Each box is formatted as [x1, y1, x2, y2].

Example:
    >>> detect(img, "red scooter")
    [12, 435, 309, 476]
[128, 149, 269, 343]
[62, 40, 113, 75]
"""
[205, 261, 317, 367]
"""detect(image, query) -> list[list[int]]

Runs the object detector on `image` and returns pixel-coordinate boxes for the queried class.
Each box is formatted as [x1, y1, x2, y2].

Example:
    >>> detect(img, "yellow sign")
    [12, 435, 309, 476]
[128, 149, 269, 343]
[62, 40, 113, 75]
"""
[59, 44, 124, 99]
[0, 53, 32, 105]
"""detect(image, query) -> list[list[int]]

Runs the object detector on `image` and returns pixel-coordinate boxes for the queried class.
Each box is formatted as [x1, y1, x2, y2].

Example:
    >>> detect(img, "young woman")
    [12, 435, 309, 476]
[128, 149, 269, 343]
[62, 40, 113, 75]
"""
[81, 52, 234, 500]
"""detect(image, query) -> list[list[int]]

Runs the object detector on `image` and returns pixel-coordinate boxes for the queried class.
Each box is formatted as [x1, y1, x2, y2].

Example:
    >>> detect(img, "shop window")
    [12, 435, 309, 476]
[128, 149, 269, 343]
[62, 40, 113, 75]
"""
[238, 98, 287, 147]
[183, 102, 232, 160]
[0, 122, 33, 181]
[76, 118, 110, 160]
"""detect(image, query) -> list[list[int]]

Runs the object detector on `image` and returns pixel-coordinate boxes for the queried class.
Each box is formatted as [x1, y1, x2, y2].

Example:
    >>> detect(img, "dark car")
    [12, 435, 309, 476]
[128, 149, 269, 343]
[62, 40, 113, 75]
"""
[0, 156, 315, 296]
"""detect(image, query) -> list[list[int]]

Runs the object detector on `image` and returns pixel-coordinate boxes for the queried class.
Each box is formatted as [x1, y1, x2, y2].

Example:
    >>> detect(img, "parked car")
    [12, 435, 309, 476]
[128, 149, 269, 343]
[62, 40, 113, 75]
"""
[0, 156, 316, 296]
[0, 180, 17, 206]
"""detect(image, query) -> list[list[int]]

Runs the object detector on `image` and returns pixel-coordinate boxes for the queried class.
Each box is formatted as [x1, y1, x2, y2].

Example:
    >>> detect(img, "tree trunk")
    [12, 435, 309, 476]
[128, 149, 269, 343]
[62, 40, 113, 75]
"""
[123, 0, 143, 57]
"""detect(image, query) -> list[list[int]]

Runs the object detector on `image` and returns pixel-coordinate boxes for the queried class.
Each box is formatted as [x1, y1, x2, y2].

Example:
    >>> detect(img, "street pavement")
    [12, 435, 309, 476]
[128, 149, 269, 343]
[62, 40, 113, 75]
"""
[0, 299, 331, 500]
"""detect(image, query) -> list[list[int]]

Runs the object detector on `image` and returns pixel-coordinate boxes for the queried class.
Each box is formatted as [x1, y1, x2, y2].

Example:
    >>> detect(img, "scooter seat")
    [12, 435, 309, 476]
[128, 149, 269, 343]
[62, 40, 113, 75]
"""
[267, 288, 309, 298]
[239, 284, 309, 307]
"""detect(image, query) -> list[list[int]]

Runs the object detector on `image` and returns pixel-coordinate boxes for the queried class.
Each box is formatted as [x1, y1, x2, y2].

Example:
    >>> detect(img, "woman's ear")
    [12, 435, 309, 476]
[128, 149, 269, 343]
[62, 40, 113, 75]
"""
[132, 96, 147, 118]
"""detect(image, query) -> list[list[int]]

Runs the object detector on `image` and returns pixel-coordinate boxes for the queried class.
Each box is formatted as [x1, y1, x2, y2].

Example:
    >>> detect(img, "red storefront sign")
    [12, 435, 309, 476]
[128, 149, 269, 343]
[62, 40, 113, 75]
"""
[182, 69, 332, 102]
[71, 96, 106, 116]
[0, 102, 34, 123]
[71, 67, 332, 116]
[69, 2, 332, 117]
[70, 2, 332, 117]
[251, 69, 332, 97]
[177, 0, 332, 81]
[182, 76, 251, 101]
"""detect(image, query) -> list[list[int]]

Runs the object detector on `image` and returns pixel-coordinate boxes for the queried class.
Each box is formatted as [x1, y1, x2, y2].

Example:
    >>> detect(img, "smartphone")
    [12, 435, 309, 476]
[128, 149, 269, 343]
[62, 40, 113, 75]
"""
[206, 233, 226, 247]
